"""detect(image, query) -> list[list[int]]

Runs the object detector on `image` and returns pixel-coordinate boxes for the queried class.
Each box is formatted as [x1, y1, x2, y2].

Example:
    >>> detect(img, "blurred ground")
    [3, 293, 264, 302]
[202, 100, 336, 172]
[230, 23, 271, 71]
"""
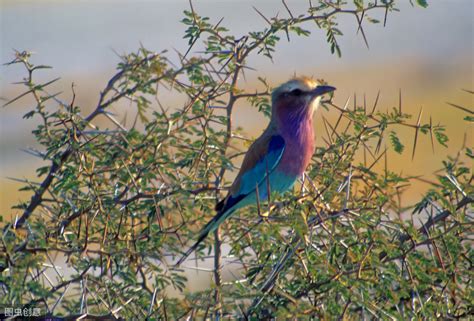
[1, 0, 473, 216]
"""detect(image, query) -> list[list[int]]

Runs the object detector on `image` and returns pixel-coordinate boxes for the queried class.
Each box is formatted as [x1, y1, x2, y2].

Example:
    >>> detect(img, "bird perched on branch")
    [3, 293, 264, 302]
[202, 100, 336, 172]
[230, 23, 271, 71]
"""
[176, 77, 335, 266]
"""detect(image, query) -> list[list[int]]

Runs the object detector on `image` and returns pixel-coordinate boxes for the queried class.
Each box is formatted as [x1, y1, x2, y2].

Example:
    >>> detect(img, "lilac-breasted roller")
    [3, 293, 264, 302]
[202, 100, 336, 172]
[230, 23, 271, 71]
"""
[176, 77, 335, 266]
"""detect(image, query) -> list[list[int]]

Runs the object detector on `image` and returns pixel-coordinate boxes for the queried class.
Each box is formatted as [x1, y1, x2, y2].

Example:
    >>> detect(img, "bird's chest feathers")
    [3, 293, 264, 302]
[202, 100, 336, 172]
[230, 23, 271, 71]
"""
[278, 117, 315, 175]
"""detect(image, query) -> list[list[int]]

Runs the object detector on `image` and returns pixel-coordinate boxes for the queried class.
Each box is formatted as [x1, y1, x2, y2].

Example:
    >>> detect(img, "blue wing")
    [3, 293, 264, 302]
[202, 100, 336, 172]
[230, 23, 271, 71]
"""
[220, 134, 285, 212]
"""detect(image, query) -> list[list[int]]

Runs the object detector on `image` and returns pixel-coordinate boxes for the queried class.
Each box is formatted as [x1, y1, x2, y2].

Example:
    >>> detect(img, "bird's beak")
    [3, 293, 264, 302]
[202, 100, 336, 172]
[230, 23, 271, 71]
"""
[310, 85, 336, 98]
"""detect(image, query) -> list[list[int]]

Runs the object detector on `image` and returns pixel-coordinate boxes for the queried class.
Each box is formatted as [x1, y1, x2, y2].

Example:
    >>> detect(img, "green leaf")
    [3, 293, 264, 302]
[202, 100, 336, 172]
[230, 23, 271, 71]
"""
[464, 115, 474, 122]
[466, 148, 473, 159]
[415, 0, 429, 8]
[23, 110, 35, 119]
[434, 127, 449, 147]
[367, 17, 380, 24]
[389, 131, 404, 154]
[354, 0, 364, 10]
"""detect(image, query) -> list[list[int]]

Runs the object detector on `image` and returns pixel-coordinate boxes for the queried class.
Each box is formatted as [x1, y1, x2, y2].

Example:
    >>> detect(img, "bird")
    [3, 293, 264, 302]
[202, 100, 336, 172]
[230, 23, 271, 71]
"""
[176, 76, 335, 266]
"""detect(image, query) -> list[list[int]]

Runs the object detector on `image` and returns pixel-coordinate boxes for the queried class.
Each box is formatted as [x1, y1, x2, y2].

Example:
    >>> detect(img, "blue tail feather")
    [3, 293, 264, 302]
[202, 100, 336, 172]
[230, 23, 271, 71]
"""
[175, 206, 236, 267]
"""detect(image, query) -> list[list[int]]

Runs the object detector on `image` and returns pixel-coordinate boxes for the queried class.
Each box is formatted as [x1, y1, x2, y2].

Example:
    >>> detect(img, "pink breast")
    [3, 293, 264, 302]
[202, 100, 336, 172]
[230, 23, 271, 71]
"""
[277, 120, 315, 176]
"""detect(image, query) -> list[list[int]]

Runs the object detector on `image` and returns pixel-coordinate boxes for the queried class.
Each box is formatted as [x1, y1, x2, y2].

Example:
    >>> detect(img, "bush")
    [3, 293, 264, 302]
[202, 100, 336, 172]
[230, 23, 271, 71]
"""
[1, 1, 472, 319]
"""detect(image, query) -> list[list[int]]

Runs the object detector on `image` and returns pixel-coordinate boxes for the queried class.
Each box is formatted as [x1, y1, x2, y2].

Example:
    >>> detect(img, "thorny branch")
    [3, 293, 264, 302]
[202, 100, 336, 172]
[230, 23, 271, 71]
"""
[2, 1, 472, 319]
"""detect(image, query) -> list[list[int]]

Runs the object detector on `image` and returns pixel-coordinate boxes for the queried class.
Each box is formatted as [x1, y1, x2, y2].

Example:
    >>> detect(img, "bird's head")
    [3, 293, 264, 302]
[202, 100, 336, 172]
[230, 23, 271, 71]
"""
[271, 77, 335, 122]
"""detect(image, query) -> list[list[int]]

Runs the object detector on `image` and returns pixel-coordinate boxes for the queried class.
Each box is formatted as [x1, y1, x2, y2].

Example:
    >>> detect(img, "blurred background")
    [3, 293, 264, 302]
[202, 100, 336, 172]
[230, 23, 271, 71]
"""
[1, 0, 472, 219]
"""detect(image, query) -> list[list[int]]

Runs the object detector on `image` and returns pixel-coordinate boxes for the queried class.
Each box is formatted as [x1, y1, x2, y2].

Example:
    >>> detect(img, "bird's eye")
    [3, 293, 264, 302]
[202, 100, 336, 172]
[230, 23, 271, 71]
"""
[290, 89, 303, 96]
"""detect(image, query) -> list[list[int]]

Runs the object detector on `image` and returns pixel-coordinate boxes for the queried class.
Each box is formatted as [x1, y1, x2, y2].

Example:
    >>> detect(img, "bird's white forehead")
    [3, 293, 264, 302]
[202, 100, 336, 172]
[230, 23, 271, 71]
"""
[279, 78, 318, 93]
